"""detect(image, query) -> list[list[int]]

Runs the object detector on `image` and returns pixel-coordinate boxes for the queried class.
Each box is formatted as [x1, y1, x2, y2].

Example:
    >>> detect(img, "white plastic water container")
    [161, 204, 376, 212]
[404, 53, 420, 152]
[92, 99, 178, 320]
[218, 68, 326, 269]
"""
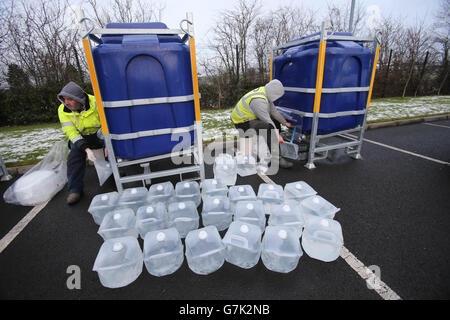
[8, 169, 66, 206]
[235, 152, 257, 177]
[257, 183, 284, 215]
[143, 227, 184, 277]
[202, 196, 233, 231]
[92, 236, 143, 288]
[175, 181, 201, 207]
[201, 179, 228, 199]
[117, 187, 148, 213]
[98, 208, 138, 240]
[88, 191, 120, 225]
[147, 182, 174, 205]
[185, 226, 225, 275]
[268, 202, 305, 238]
[229, 185, 257, 212]
[261, 226, 302, 273]
[302, 216, 343, 262]
[222, 221, 262, 269]
[300, 195, 340, 220]
[234, 200, 266, 232]
[284, 181, 317, 204]
[136, 203, 168, 239]
[213, 153, 237, 186]
[167, 201, 199, 238]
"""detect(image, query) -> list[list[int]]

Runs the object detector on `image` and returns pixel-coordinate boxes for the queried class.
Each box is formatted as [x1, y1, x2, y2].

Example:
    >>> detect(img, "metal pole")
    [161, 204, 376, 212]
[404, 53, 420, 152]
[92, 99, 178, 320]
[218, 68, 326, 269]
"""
[305, 21, 327, 170]
[349, 0, 356, 34]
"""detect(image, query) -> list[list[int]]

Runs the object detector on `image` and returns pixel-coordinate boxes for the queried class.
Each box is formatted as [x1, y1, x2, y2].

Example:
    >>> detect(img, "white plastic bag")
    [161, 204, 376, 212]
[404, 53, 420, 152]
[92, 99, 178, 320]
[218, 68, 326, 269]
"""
[3, 140, 68, 206]
[92, 148, 112, 186]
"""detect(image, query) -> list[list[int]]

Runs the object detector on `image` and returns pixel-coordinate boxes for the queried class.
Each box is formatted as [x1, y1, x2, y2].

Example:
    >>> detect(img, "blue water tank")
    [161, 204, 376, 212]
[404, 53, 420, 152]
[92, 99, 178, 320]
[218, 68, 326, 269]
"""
[274, 32, 372, 134]
[93, 23, 195, 159]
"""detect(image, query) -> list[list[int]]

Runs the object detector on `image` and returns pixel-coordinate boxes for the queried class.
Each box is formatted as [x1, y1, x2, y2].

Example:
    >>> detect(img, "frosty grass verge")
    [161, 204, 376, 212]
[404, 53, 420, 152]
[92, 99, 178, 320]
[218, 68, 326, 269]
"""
[1, 96, 449, 166]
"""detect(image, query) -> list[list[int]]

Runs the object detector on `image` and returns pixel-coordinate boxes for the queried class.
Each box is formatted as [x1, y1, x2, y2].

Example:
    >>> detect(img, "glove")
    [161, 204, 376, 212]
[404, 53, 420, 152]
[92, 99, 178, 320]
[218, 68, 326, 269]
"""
[86, 148, 97, 162]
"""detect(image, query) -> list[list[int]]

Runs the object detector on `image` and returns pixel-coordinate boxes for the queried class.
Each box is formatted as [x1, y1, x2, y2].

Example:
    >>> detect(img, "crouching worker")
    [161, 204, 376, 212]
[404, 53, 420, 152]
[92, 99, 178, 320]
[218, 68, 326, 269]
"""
[57, 81, 103, 205]
[231, 79, 294, 171]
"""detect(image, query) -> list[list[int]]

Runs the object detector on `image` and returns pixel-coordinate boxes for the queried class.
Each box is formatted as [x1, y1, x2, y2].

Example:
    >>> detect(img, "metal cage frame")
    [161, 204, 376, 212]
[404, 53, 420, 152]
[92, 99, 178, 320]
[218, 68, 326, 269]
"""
[271, 22, 380, 169]
[81, 12, 205, 193]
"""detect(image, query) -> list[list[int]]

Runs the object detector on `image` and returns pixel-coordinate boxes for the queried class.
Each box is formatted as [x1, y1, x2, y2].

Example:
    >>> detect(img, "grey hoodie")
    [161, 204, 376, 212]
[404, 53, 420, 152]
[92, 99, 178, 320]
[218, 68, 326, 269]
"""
[249, 79, 288, 129]
[57, 81, 87, 109]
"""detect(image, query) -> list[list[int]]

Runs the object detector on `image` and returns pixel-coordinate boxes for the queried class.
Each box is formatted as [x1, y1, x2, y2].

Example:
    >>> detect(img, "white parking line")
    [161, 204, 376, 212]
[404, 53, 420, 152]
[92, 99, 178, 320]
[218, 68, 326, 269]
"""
[0, 200, 49, 254]
[423, 122, 450, 129]
[348, 134, 450, 166]
[257, 171, 402, 300]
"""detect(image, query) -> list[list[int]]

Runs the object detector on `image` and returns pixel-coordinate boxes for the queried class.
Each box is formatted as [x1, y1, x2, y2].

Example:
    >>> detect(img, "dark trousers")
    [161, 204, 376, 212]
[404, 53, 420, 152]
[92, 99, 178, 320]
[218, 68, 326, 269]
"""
[234, 118, 281, 153]
[67, 134, 104, 193]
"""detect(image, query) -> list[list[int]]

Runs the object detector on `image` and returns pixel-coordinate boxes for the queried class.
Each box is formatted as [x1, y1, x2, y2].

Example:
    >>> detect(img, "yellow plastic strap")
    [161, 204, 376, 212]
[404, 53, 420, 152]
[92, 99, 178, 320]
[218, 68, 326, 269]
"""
[269, 53, 273, 81]
[189, 37, 201, 123]
[366, 44, 380, 109]
[82, 38, 109, 135]
[313, 41, 327, 113]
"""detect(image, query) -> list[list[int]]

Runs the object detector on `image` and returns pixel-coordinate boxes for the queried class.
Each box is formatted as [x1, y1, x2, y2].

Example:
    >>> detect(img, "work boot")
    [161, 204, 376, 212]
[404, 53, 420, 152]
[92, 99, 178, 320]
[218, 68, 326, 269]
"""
[66, 192, 82, 205]
[279, 157, 293, 169]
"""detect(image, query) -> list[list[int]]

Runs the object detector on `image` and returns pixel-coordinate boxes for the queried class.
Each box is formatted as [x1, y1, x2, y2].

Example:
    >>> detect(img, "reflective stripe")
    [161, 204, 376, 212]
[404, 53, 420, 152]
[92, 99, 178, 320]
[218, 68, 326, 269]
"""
[103, 94, 195, 108]
[61, 121, 73, 127]
[285, 86, 370, 94]
[71, 136, 83, 144]
[109, 125, 195, 141]
[276, 106, 367, 118]
[234, 105, 252, 121]
[72, 112, 79, 126]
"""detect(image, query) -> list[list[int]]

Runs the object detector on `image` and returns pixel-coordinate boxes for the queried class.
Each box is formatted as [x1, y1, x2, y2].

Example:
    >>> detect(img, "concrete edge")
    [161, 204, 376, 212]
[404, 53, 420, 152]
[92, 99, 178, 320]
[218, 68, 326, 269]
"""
[366, 114, 450, 130]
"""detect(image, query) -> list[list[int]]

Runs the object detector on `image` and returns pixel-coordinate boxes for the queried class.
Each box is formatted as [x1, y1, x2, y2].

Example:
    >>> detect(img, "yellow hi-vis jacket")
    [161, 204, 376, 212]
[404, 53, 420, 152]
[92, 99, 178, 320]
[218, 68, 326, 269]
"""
[58, 94, 101, 144]
[230, 86, 269, 124]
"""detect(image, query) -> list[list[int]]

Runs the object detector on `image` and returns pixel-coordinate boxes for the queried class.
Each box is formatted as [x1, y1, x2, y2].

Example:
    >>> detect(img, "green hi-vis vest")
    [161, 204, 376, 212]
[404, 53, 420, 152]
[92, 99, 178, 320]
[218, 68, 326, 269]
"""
[58, 94, 101, 144]
[231, 86, 269, 124]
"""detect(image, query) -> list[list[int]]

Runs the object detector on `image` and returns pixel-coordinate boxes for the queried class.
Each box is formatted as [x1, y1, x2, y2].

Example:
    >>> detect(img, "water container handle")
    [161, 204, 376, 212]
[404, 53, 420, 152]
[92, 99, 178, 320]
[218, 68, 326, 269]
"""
[312, 230, 339, 245]
[229, 235, 249, 248]
[179, 19, 193, 40]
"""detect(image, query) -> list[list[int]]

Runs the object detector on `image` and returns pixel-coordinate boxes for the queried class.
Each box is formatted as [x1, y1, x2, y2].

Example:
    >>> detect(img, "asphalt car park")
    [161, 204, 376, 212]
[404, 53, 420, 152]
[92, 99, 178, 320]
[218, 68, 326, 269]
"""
[0, 119, 449, 301]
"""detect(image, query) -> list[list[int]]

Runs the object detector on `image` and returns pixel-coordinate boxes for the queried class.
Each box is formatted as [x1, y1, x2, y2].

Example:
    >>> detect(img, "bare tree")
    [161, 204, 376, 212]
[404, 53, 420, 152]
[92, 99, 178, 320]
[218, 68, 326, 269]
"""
[433, 0, 449, 95]
[401, 19, 432, 97]
[83, 0, 165, 27]
[325, 0, 366, 35]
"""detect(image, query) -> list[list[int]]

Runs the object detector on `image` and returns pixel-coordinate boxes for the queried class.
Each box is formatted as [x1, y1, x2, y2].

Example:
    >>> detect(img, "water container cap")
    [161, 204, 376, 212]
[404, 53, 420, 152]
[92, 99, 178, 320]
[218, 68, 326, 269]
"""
[112, 242, 123, 252]
[246, 203, 254, 210]
[146, 206, 154, 214]
[198, 230, 208, 240]
[156, 232, 166, 242]
[278, 229, 288, 239]
[101, 195, 108, 201]
[157, 185, 163, 191]
[131, 188, 137, 194]
[240, 224, 249, 234]
[283, 205, 291, 212]
[321, 219, 330, 228]
[213, 198, 220, 205]
[212, 179, 217, 185]
[313, 197, 320, 204]
[269, 185, 274, 190]
[184, 182, 190, 188]
[238, 187, 244, 192]
[295, 183, 302, 190]
[113, 213, 121, 220]
[178, 202, 186, 210]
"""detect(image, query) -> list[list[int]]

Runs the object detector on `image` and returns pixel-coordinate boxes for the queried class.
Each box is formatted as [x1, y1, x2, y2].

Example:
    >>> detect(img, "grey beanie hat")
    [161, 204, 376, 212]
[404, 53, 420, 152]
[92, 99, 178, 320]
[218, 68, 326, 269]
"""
[264, 79, 285, 102]
[57, 81, 86, 106]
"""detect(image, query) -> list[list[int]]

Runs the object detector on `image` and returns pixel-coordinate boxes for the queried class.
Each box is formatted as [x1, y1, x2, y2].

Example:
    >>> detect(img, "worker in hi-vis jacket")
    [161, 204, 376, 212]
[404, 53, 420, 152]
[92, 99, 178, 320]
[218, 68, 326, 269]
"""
[57, 81, 103, 205]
